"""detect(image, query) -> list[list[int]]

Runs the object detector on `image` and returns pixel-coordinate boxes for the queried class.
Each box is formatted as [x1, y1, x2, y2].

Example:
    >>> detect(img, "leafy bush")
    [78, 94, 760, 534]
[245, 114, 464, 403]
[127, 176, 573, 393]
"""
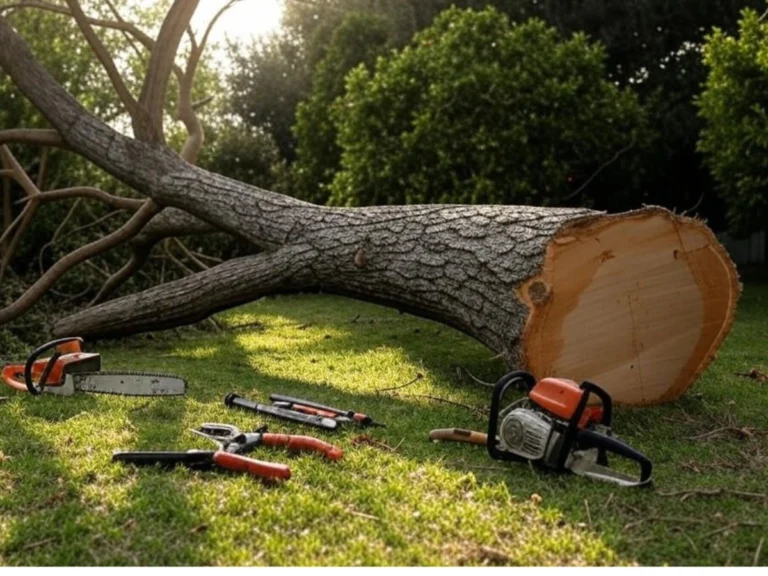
[328, 7, 647, 208]
[292, 13, 392, 204]
[698, 8, 768, 235]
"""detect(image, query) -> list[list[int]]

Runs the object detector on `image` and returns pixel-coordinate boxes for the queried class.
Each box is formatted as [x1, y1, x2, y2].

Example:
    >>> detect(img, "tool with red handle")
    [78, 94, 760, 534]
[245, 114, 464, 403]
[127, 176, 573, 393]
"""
[269, 394, 385, 428]
[112, 449, 291, 480]
[190, 423, 344, 461]
[2, 337, 186, 397]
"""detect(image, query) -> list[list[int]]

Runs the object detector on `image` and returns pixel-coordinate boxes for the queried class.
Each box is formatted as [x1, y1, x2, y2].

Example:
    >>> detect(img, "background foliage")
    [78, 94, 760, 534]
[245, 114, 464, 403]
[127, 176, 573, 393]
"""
[698, 7, 768, 235]
[327, 8, 647, 208]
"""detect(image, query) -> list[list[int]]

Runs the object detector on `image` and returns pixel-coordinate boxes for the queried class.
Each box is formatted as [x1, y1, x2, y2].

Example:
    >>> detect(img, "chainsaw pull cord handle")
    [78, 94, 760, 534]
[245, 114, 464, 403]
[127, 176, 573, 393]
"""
[576, 428, 653, 484]
[24, 337, 83, 395]
[487, 370, 537, 461]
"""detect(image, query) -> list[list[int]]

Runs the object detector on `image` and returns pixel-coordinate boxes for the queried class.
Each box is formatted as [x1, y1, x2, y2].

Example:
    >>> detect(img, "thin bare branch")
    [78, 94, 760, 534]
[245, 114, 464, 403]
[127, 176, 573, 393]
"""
[137, 0, 200, 143]
[0, 200, 161, 326]
[0, 200, 37, 282]
[64, 0, 139, 119]
[36, 146, 49, 189]
[39, 198, 81, 275]
[564, 135, 636, 201]
[1, 1, 184, 79]
[22, 187, 145, 210]
[165, 240, 194, 275]
[0, 128, 65, 149]
[1, 174, 10, 253]
[103, 0, 144, 64]
[0, 169, 13, 177]
[173, 237, 208, 270]
[0, 146, 39, 198]
[177, 1, 238, 163]
[189, 250, 223, 264]
[90, 243, 151, 306]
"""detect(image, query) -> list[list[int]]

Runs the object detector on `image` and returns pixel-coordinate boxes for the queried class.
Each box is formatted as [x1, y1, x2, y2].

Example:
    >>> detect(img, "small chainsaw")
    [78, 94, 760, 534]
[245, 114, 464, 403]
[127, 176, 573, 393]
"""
[2, 337, 186, 397]
[487, 371, 652, 487]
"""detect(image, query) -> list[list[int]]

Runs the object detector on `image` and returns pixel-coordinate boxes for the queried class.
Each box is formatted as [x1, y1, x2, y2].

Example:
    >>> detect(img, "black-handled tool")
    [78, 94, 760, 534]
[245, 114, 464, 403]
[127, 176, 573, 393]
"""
[269, 394, 386, 428]
[224, 393, 339, 430]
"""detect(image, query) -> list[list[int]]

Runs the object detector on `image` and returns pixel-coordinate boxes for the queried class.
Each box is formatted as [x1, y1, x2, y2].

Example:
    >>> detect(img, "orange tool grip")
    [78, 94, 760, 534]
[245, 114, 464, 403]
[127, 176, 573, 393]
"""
[429, 428, 488, 445]
[212, 451, 291, 480]
[261, 433, 344, 461]
[290, 404, 339, 419]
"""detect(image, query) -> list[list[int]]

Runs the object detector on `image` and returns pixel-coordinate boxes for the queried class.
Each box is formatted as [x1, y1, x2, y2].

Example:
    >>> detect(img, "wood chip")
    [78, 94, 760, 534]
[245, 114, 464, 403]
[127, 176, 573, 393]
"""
[190, 524, 208, 535]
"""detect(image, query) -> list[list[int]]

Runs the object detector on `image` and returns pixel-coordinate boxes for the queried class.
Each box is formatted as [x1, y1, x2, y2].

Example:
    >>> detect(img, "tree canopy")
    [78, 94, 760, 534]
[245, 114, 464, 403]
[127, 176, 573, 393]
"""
[328, 7, 646, 208]
[698, 7, 768, 235]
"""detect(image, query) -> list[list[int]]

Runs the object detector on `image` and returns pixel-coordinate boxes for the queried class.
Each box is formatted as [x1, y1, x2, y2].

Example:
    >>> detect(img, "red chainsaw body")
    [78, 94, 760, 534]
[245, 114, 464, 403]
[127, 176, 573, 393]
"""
[529, 377, 603, 428]
[1, 338, 101, 392]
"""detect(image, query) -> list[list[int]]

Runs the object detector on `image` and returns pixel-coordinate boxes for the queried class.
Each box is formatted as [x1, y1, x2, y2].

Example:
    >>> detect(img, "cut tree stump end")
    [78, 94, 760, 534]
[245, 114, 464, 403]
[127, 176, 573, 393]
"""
[520, 207, 741, 405]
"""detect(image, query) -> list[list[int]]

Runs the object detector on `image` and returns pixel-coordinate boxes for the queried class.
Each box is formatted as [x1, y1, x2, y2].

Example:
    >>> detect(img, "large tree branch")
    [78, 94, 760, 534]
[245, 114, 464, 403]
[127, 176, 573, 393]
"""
[63, 0, 139, 120]
[135, 0, 200, 143]
[55, 243, 319, 337]
[0, 199, 160, 325]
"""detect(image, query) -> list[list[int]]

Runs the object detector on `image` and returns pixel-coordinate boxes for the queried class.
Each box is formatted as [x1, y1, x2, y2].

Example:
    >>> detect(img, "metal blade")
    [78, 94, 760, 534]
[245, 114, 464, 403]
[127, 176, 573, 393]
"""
[66, 372, 186, 396]
[566, 449, 651, 488]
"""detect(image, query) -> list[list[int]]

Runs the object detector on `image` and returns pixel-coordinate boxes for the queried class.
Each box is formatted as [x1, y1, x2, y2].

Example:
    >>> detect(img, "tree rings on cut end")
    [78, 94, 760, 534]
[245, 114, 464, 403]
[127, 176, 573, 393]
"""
[520, 207, 740, 405]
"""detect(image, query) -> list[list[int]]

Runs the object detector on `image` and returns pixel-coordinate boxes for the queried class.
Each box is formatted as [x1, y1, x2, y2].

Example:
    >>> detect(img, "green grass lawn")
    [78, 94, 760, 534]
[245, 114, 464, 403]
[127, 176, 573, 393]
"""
[1, 283, 767, 566]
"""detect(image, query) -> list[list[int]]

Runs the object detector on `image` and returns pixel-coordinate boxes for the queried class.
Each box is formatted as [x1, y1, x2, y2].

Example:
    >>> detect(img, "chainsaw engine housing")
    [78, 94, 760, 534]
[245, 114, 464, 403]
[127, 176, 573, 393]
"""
[486, 371, 653, 486]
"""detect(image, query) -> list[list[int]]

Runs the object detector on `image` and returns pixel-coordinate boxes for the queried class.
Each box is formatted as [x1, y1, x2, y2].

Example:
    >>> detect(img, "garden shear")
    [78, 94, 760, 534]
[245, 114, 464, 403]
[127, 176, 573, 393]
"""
[113, 424, 343, 481]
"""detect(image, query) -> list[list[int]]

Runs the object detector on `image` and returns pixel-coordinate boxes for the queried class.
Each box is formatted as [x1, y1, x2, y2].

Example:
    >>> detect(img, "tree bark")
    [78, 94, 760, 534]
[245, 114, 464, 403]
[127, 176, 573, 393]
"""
[0, 15, 741, 404]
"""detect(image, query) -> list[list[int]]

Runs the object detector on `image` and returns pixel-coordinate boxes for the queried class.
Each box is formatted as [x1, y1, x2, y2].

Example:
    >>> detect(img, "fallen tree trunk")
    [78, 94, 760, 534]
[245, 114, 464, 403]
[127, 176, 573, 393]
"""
[0, 13, 740, 404]
[55, 204, 740, 405]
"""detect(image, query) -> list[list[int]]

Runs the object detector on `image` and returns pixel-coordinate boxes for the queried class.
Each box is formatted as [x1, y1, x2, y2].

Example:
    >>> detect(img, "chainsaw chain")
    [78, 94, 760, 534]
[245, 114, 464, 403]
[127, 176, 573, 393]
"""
[75, 371, 187, 397]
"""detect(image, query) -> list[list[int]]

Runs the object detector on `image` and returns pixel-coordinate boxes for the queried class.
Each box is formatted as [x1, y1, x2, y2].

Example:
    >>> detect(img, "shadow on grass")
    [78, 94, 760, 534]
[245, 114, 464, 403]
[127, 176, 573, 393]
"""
[3, 288, 767, 565]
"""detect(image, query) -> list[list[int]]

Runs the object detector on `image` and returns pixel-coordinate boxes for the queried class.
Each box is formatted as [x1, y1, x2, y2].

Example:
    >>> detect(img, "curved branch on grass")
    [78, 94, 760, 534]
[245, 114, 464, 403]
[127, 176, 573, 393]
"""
[0, 199, 161, 325]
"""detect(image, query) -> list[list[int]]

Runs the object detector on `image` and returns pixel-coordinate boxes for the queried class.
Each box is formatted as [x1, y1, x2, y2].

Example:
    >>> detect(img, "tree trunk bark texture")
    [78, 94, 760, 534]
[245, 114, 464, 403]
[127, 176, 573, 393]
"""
[0, 16, 741, 404]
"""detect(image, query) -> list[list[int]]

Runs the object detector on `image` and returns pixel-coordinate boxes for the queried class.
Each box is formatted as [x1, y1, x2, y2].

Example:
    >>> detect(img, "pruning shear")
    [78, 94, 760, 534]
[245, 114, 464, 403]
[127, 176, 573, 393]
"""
[190, 423, 344, 461]
[113, 424, 343, 481]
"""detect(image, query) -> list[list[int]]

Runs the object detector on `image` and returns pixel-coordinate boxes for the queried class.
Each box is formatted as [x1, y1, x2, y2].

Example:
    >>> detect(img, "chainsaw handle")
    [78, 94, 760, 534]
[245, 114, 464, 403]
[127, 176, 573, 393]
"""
[260, 433, 343, 461]
[212, 451, 292, 480]
[24, 337, 83, 395]
[487, 370, 537, 462]
[577, 429, 652, 484]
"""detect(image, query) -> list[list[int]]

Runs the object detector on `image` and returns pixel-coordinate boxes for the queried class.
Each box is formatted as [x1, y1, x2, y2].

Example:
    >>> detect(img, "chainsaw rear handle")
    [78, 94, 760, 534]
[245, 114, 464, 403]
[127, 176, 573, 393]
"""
[577, 429, 653, 484]
[487, 370, 537, 462]
[557, 380, 613, 469]
[24, 337, 83, 395]
[260, 433, 343, 461]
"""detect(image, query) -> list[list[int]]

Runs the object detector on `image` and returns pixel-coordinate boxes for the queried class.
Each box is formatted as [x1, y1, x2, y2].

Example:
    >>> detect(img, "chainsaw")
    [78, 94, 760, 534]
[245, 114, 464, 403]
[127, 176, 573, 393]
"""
[487, 370, 652, 487]
[1, 337, 186, 397]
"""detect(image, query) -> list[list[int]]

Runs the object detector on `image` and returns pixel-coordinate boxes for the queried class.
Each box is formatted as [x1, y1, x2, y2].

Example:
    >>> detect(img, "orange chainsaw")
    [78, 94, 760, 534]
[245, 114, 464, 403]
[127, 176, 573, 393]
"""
[486, 371, 652, 487]
[2, 337, 186, 397]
